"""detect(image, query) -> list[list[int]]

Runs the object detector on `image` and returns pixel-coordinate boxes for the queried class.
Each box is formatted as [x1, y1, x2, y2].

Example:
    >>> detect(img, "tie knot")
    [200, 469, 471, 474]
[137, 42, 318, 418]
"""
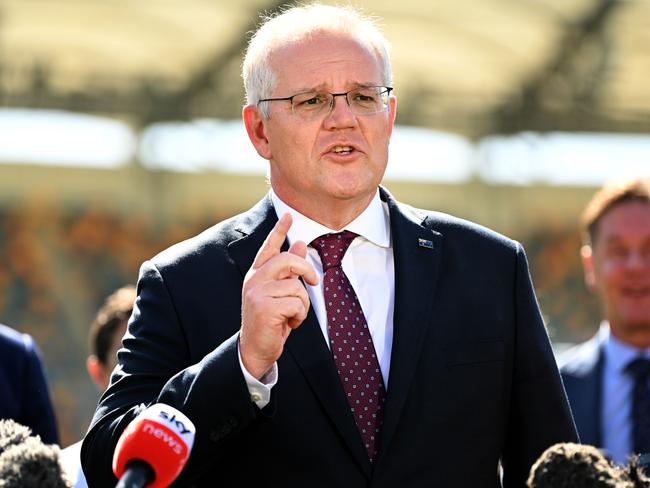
[311, 231, 358, 271]
[627, 357, 650, 380]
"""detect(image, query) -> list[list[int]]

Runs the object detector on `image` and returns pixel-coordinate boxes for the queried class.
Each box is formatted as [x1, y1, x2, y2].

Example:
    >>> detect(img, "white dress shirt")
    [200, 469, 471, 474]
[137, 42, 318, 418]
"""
[239, 190, 395, 408]
[60, 441, 89, 488]
[601, 322, 650, 463]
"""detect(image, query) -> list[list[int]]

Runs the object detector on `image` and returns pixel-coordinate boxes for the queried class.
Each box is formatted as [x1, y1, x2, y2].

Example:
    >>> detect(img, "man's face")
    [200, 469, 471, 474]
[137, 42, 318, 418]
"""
[87, 322, 127, 391]
[583, 201, 650, 340]
[244, 33, 396, 223]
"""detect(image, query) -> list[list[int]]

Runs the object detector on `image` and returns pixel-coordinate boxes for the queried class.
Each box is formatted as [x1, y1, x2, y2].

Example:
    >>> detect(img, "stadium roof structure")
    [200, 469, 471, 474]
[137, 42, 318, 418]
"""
[0, 0, 648, 138]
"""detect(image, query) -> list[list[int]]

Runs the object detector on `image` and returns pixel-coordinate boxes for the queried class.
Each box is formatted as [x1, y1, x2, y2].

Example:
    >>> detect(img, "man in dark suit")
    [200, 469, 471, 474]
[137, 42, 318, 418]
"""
[81, 4, 577, 486]
[0, 323, 59, 444]
[560, 178, 650, 465]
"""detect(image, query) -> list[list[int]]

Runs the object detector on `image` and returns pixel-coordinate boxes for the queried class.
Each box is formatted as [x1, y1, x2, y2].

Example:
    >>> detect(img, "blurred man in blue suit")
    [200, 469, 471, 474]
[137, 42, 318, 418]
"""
[560, 178, 650, 465]
[0, 323, 59, 444]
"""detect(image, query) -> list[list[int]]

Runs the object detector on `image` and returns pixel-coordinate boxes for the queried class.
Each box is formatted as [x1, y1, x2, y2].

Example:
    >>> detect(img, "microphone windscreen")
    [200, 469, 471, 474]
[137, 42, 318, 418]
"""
[0, 436, 70, 488]
[527, 443, 626, 488]
[0, 419, 33, 455]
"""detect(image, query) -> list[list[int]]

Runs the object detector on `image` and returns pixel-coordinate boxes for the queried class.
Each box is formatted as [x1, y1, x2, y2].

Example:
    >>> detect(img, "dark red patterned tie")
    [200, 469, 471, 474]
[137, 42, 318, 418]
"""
[311, 231, 386, 462]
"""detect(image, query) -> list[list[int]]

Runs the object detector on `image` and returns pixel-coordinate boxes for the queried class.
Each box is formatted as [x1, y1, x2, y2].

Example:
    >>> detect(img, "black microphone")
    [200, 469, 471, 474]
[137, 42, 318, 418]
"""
[112, 404, 196, 488]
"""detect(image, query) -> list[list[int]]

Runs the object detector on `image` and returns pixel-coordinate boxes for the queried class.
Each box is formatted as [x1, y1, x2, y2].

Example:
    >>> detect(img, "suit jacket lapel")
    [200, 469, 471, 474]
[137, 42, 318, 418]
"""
[563, 334, 604, 446]
[587, 351, 604, 446]
[285, 310, 373, 475]
[227, 193, 372, 477]
[593, 346, 604, 446]
[376, 188, 443, 463]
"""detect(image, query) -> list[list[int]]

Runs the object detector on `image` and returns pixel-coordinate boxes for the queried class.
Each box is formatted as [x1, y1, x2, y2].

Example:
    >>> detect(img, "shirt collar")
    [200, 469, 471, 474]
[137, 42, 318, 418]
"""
[269, 189, 391, 248]
[603, 321, 650, 374]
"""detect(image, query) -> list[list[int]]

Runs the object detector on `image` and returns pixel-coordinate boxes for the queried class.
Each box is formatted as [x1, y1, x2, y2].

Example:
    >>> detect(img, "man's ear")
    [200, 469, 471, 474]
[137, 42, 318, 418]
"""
[86, 355, 110, 391]
[581, 245, 597, 291]
[243, 105, 272, 160]
[387, 95, 397, 139]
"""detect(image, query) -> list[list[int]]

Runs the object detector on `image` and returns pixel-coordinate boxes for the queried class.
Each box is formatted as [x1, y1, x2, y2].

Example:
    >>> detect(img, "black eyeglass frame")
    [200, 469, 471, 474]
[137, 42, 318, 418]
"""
[257, 85, 393, 113]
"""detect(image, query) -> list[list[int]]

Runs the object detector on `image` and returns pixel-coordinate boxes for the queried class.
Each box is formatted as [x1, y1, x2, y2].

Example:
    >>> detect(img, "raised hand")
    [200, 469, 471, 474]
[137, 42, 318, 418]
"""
[239, 213, 319, 379]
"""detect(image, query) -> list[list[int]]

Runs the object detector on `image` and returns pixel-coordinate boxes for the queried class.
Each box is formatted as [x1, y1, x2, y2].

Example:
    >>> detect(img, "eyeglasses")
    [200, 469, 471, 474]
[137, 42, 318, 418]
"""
[258, 85, 392, 120]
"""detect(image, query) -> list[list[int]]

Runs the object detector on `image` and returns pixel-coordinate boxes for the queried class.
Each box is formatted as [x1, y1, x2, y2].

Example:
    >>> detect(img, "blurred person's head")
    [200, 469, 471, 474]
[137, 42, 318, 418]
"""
[527, 442, 630, 488]
[86, 285, 136, 390]
[580, 178, 650, 348]
[0, 419, 70, 488]
[241, 3, 397, 228]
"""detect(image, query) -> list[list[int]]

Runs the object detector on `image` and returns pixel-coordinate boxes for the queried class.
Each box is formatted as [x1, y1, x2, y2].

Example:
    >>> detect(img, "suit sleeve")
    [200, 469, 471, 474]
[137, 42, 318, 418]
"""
[19, 335, 60, 445]
[501, 244, 578, 487]
[81, 260, 266, 487]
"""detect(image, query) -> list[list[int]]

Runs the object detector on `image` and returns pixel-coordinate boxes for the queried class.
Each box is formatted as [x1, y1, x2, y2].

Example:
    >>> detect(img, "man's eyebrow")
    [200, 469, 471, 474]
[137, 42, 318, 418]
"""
[343, 82, 383, 90]
[289, 84, 325, 93]
[602, 235, 627, 245]
[296, 85, 321, 93]
[604, 236, 621, 243]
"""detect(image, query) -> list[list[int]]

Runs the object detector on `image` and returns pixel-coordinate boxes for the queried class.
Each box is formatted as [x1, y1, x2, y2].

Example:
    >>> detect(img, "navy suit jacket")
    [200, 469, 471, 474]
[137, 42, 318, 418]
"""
[558, 332, 605, 447]
[82, 188, 577, 487]
[0, 323, 59, 444]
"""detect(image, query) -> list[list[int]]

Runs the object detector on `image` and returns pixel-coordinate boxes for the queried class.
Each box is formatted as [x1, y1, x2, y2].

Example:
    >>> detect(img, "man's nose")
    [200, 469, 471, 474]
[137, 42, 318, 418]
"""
[625, 249, 649, 271]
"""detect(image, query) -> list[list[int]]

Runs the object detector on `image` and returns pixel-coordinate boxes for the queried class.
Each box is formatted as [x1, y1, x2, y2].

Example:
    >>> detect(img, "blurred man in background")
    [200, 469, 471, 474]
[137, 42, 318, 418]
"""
[0, 322, 59, 444]
[61, 285, 135, 488]
[84, 285, 135, 392]
[560, 178, 650, 465]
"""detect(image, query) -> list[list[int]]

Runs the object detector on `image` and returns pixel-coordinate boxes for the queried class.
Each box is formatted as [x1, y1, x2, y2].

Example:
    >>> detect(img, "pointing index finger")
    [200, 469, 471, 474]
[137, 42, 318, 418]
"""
[252, 213, 292, 270]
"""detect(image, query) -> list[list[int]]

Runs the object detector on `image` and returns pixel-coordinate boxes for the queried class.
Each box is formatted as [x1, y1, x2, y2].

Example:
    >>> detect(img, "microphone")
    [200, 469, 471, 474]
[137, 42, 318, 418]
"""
[0, 419, 69, 488]
[112, 404, 195, 488]
[527, 442, 625, 488]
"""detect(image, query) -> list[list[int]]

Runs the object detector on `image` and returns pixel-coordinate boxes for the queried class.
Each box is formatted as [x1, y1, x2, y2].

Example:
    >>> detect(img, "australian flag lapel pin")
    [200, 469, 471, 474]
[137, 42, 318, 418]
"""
[418, 238, 434, 249]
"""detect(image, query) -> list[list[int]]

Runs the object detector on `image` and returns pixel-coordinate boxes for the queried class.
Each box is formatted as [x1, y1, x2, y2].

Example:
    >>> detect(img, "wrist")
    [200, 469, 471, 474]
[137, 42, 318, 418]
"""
[239, 340, 273, 380]
[242, 357, 272, 381]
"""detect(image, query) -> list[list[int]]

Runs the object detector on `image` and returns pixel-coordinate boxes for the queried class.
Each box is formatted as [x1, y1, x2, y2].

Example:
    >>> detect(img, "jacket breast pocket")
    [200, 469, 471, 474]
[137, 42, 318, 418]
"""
[443, 339, 505, 367]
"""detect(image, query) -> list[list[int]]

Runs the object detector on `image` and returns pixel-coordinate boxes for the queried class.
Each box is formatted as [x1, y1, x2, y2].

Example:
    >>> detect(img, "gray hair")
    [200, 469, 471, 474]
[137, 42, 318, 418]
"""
[242, 3, 392, 118]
